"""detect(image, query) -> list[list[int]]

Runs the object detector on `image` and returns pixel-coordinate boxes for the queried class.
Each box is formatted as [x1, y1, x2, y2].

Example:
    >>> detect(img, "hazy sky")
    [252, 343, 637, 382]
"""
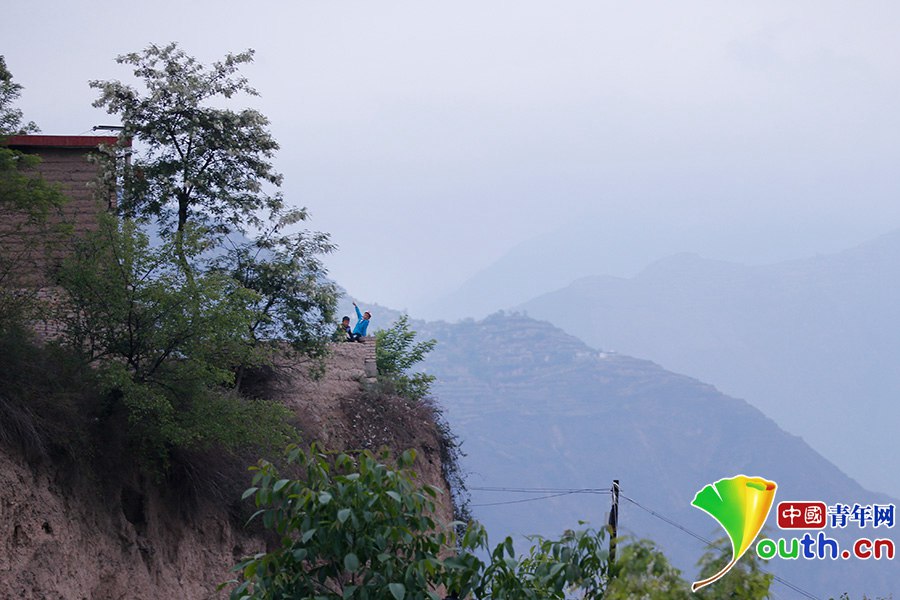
[5, 1, 900, 312]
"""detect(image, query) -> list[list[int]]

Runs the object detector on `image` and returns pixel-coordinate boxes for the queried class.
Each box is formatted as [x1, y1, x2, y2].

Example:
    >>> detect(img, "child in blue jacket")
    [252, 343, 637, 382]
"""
[350, 302, 371, 342]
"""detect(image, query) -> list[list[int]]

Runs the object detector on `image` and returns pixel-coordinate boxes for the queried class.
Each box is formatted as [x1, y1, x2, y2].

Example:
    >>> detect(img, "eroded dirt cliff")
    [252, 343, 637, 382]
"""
[0, 340, 454, 599]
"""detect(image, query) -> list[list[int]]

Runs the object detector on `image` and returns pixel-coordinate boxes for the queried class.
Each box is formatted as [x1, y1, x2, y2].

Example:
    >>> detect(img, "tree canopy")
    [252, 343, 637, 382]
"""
[90, 43, 282, 238]
[88, 43, 337, 357]
[0, 55, 38, 136]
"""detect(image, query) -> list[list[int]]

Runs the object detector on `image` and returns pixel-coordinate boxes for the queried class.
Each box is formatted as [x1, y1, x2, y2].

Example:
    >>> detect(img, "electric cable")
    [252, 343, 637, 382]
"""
[619, 493, 715, 547]
[470, 490, 599, 507]
[471, 486, 609, 494]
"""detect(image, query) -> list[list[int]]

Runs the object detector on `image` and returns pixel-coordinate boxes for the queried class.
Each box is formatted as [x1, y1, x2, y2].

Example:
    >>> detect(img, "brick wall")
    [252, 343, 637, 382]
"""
[0, 136, 118, 287]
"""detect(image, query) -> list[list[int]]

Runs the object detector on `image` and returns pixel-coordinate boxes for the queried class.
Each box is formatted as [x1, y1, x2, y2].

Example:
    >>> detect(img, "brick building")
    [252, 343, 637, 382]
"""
[0, 134, 125, 286]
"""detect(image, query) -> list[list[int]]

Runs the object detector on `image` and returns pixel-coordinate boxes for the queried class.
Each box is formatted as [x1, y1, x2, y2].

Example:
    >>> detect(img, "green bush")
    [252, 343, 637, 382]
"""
[230, 445, 463, 600]
[375, 315, 437, 401]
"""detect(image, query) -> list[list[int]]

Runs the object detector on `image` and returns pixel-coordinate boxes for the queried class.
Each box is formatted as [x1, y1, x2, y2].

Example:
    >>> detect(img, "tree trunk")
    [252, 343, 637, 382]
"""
[175, 191, 194, 285]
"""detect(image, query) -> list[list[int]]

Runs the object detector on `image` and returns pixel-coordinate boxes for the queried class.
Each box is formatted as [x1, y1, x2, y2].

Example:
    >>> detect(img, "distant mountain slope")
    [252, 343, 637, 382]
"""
[421, 217, 892, 321]
[419, 314, 897, 598]
[421, 218, 695, 321]
[518, 230, 900, 499]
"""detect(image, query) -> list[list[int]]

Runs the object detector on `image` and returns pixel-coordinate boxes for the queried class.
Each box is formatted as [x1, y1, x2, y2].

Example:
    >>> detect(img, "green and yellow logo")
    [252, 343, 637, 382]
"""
[690, 475, 777, 592]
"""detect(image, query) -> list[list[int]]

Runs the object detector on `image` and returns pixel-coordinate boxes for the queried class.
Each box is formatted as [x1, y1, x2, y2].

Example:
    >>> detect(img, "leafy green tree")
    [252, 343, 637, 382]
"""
[0, 150, 65, 223]
[90, 43, 281, 241]
[0, 57, 66, 325]
[604, 539, 690, 599]
[475, 527, 611, 600]
[57, 216, 257, 379]
[55, 215, 293, 473]
[0, 55, 38, 135]
[232, 443, 596, 600]
[214, 207, 338, 362]
[0, 147, 67, 311]
[90, 43, 337, 356]
[0, 56, 62, 231]
[375, 315, 437, 400]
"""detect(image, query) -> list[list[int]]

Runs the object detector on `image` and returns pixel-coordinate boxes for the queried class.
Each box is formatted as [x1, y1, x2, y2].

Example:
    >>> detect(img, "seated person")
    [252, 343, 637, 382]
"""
[349, 302, 371, 342]
[335, 316, 352, 341]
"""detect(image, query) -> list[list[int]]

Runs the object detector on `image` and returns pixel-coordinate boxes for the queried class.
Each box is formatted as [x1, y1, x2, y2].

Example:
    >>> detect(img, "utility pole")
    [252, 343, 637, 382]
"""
[608, 479, 620, 567]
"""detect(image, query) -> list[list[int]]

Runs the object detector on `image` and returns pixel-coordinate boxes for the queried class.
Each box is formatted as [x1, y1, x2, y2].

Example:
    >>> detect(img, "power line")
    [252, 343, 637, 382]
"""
[471, 486, 609, 494]
[619, 493, 715, 547]
[470, 489, 600, 507]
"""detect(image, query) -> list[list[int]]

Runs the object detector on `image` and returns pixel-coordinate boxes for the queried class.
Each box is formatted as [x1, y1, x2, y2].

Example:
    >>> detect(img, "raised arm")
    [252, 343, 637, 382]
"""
[355, 304, 363, 320]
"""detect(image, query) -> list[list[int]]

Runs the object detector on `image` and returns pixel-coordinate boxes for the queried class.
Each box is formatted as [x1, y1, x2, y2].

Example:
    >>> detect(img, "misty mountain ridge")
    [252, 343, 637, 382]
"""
[423, 216, 900, 321]
[416, 313, 898, 597]
[518, 228, 900, 499]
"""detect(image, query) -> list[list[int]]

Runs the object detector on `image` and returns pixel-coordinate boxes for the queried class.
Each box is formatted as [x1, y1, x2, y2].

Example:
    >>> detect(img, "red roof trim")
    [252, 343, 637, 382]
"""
[3, 135, 129, 149]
